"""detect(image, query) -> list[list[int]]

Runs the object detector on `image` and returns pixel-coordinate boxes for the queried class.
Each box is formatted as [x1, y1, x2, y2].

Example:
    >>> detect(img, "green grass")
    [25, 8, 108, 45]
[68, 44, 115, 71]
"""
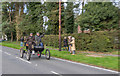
[0, 41, 119, 71]
[46, 46, 119, 55]
[0, 41, 21, 49]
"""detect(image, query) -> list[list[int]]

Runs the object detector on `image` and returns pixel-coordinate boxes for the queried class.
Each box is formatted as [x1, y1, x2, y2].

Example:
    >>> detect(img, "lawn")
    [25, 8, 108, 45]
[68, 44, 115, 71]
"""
[0, 41, 119, 71]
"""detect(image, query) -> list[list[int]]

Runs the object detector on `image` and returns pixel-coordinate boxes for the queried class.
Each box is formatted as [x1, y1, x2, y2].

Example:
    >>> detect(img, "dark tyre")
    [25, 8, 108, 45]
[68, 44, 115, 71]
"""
[26, 49, 31, 61]
[20, 48, 24, 58]
[45, 49, 50, 60]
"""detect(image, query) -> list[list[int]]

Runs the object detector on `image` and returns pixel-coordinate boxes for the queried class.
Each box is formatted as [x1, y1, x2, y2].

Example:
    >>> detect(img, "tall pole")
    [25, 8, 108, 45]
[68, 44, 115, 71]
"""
[59, 0, 61, 51]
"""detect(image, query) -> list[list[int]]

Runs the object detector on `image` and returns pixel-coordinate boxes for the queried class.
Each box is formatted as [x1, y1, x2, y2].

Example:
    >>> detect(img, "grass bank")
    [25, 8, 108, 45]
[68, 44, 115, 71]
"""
[0, 41, 119, 71]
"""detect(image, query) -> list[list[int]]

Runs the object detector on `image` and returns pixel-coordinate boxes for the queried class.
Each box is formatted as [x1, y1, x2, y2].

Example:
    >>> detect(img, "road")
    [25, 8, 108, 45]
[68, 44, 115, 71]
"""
[0, 46, 119, 76]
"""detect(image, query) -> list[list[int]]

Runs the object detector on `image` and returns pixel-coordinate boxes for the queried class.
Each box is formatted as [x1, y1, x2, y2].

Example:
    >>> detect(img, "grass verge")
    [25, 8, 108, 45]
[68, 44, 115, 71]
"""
[0, 41, 119, 71]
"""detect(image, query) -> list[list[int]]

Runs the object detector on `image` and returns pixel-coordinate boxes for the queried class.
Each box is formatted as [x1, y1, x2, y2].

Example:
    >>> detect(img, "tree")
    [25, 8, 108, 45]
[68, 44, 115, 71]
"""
[45, 2, 59, 35]
[14, 2, 24, 41]
[17, 2, 47, 37]
[75, 2, 119, 32]
[2, 2, 9, 22]
[64, 2, 74, 34]
[2, 2, 15, 41]
[19, 2, 45, 35]
[45, 2, 64, 35]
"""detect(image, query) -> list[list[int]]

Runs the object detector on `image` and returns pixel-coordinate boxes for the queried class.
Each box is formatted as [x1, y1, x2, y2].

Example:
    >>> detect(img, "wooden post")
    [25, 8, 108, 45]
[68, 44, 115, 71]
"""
[59, 0, 61, 51]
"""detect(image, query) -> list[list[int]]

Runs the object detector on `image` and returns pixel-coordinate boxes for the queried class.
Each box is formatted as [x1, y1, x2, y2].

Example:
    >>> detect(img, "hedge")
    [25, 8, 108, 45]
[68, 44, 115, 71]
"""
[42, 30, 119, 52]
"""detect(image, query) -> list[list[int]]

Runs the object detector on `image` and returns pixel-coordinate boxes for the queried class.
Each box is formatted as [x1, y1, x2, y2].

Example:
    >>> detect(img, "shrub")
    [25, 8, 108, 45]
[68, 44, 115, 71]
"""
[42, 31, 119, 52]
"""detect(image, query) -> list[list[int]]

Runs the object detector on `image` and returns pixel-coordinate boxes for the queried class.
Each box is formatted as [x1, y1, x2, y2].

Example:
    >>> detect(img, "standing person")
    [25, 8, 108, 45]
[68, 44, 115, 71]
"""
[27, 33, 35, 54]
[68, 36, 72, 53]
[70, 37, 76, 55]
[63, 37, 68, 51]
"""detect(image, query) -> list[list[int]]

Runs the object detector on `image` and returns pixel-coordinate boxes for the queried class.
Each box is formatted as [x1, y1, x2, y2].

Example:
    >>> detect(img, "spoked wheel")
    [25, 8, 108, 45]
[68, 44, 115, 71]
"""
[20, 48, 24, 58]
[37, 51, 41, 58]
[26, 49, 31, 61]
[45, 49, 50, 60]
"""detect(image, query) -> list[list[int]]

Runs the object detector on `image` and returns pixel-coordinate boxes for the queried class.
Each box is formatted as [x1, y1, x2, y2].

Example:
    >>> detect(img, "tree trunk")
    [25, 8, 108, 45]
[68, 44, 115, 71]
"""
[8, 6, 13, 42]
[15, 3, 20, 41]
[15, 3, 24, 41]
[11, 32, 13, 42]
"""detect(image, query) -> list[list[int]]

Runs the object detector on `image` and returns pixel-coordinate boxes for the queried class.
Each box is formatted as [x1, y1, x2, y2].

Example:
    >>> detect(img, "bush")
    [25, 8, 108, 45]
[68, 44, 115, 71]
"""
[42, 30, 119, 52]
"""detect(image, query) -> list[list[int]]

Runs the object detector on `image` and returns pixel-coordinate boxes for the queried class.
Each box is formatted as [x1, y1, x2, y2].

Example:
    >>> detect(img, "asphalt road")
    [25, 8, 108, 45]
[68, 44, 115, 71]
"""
[0, 46, 119, 76]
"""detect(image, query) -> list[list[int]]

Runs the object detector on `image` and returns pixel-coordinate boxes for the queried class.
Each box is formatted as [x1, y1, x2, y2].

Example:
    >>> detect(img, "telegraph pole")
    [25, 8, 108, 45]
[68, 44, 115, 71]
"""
[59, 0, 61, 51]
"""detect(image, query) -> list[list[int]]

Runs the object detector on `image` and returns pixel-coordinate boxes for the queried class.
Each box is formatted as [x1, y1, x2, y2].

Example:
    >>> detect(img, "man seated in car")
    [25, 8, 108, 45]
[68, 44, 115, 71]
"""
[26, 33, 35, 54]
[35, 32, 45, 46]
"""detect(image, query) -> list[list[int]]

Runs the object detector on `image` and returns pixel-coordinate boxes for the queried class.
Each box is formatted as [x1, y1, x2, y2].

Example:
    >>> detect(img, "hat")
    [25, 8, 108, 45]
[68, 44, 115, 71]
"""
[72, 37, 75, 39]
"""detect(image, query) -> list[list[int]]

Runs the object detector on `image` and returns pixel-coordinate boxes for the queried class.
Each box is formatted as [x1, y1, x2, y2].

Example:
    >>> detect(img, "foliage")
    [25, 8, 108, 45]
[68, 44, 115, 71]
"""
[42, 31, 119, 52]
[2, 2, 119, 42]
[75, 2, 119, 31]
[19, 2, 45, 35]
[2, 2, 16, 41]
[64, 2, 74, 34]
[45, 2, 64, 35]
[2, 2, 9, 22]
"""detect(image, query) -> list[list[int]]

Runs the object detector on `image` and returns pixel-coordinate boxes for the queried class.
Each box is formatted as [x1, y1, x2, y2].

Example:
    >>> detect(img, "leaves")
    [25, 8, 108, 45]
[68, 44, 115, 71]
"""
[64, 2, 74, 34]
[75, 2, 119, 31]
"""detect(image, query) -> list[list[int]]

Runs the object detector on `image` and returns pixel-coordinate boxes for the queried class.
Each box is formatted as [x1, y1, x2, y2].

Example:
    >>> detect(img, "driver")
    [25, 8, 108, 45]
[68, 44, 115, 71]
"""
[27, 33, 35, 54]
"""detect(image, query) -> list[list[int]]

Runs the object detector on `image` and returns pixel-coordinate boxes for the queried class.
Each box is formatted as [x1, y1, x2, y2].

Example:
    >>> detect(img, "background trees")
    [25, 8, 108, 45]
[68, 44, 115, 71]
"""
[45, 2, 59, 35]
[45, 2, 65, 35]
[75, 2, 119, 32]
[2, 2, 15, 42]
[64, 2, 74, 34]
[19, 2, 45, 35]
[1, 2, 119, 41]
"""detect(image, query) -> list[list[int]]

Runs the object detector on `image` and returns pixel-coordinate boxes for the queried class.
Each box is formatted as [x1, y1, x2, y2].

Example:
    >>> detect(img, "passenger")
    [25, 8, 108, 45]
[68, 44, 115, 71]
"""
[20, 36, 24, 47]
[35, 32, 45, 56]
[35, 32, 45, 46]
[24, 36, 28, 49]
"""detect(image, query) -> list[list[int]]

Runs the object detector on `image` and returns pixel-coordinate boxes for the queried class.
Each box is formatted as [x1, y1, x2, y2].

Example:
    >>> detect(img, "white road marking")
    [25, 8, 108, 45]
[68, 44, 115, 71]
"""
[2, 50, 32, 65]
[0, 50, 2, 52]
[16, 57, 31, 64]
[51, 71, 59, 74]
[51, 71, 62, 76]
[52, 57, 119, 74]
[4, 52, 11, 56]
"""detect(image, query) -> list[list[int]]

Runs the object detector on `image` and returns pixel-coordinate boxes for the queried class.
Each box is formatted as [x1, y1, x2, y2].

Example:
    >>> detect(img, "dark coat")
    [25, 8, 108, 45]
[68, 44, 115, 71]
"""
[26, 36, 35, 45]
[26, 36, 35, 50]
[35, 34, 44, 43]
[64, 39, 68, 46]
